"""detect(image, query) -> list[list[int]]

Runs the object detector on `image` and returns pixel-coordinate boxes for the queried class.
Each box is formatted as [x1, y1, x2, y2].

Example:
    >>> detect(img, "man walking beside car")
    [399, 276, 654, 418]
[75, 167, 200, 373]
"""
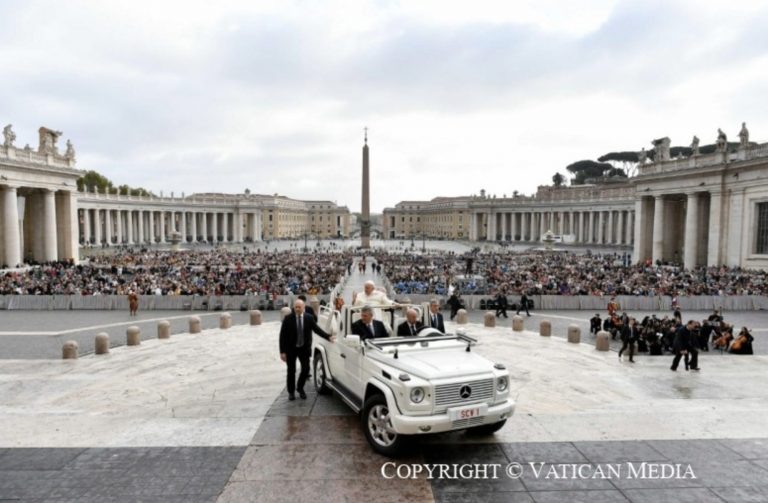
[279, 299, 335, 400]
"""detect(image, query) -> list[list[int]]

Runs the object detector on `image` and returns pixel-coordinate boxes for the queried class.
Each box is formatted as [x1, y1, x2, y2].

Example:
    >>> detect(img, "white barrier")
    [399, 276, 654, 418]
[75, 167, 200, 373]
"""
[0, 294, 763, 311]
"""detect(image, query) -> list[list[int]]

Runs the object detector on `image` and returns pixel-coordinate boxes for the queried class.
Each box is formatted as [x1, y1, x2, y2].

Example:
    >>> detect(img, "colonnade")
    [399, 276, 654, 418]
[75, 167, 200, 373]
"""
[634, 191, 718, 268]
[1, 186, 79, 267]
[79, 208, 263, 245]
[468, 208, 635, 246]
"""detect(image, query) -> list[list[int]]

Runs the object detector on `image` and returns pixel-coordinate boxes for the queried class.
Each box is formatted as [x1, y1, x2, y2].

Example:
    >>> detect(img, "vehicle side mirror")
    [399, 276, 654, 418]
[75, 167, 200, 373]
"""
[345, 335, 361, 348]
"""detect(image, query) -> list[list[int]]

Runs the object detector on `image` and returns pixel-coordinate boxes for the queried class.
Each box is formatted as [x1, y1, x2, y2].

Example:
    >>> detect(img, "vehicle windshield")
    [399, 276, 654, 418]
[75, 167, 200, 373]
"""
[367, 333, 474, 352]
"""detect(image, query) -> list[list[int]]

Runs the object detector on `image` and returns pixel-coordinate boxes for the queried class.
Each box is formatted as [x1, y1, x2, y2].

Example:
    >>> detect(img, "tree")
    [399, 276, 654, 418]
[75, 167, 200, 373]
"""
[565, 160, 614, 185]
[76, 169, 154, 196]
[552, 172, 565, 187]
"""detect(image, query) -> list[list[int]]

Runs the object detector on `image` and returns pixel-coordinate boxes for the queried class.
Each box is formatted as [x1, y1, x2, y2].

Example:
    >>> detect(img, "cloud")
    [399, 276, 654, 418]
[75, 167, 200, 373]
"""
[1, 0, 767, 213]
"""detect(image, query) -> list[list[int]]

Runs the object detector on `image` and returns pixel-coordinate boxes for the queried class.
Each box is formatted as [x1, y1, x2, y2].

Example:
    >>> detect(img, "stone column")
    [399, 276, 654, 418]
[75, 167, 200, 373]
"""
[2, 186, 21, 267]
[596, 210, 605, 244]
[105, 209, 113, 245]
[191, 212, 197, 242]
[148, 210, 155, 243]
[539, 211, 546, 239]
[93, 209, 102, 245]
[83, 208, 91, 245]
[159, 211, 166, 243]
[180, 211, 187, 242]
[116, 210, 124, 244]
[42, 189, 58, 261]
[510, 212, 517, 241]
[652, 196, 665, 263]
[55, 190, 79, 261]
[569, 212, 575, 237]
[202, 212, 209, 242]
[580, 211, 587, 243]
[137, 210, 144, 244]
[126, 211, 134, 244]
[212, 212, 218, 242]
[683, 193, 699, 269]
[633, 200, 647, 263]
[606, 210, 614, 244]
[707, 192, 722, 266]
[616, 211, 624, 245]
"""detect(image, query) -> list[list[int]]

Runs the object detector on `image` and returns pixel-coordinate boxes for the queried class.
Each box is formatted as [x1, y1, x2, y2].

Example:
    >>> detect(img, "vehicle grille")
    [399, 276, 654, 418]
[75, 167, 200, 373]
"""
[434, 378, 494, 412]
[452, 416, 485, 429]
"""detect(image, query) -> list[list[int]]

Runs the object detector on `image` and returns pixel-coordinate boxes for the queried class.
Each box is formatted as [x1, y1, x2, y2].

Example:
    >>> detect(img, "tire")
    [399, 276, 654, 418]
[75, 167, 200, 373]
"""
[362, 394, 408, 457]
[313, 352, 331, 395]
[467, 419, 507, 436]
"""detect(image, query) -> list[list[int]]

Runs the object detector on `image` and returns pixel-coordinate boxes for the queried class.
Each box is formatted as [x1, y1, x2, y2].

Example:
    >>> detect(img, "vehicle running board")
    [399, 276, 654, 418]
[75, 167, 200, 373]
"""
[326, 381, 363, 413]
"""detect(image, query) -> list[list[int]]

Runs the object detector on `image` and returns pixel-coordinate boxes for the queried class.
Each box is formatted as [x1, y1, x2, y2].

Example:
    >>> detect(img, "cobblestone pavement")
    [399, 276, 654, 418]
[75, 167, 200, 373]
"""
[218, 388, 768, 503]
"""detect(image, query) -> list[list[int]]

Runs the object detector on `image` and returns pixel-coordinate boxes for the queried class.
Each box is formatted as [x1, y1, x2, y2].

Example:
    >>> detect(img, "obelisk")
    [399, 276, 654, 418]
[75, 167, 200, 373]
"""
[361, 128, 371, 248]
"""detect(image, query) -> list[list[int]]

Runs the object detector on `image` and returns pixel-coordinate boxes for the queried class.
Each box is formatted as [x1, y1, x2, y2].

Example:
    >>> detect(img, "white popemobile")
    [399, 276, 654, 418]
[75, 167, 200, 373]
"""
[314, 304, 515, 456]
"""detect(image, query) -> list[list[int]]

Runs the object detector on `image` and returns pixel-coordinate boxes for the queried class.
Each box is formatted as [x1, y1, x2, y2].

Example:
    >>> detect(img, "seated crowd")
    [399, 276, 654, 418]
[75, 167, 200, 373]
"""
[0, 249, 353, 296]
[375, 250, 768, 296]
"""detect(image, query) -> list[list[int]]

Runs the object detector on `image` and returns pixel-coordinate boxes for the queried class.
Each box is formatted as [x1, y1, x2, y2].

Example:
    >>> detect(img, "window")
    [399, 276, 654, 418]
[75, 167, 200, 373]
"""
[757, 202, 768, 253]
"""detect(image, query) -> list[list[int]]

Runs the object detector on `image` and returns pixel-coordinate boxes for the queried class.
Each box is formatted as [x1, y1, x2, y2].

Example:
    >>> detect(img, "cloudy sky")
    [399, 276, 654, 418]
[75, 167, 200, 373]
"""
[1, 0, 767, 212]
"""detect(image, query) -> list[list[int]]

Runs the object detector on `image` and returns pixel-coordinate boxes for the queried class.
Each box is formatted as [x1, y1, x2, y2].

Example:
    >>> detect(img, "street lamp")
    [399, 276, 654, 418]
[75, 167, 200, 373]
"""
[303, 232, 308, 252]
[422, 232, 426, 253]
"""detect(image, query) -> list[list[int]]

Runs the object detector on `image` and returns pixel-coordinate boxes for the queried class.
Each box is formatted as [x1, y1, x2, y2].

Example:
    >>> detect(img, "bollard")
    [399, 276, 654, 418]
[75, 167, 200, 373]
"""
[456, 309, 468, 325]
[567, 325, 581, 344]
[157, 320, 171, 339]
[539, 320, 551, 337]
[62, 340, 79, 359]
[280, 306, 292, 321]
[220, 312, 232, 329]
[596, 330, 611, 351]
[484, 311, 496, 328]
[127, 326, 141, 346]
[189, 316, 201, 334]
[250, 310, 262, 326]
[95, 333, 110, 354]
[512, 315, 524, 332]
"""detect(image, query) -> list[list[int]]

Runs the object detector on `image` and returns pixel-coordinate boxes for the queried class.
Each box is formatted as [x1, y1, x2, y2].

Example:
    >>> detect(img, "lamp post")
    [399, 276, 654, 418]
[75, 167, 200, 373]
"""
[422, 232, 426, 253]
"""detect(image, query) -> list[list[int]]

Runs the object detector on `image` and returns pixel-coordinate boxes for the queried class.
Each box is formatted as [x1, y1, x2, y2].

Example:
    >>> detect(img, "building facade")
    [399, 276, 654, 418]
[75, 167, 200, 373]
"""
[1, 125, 350, 267]
[383, 185, 636, 247]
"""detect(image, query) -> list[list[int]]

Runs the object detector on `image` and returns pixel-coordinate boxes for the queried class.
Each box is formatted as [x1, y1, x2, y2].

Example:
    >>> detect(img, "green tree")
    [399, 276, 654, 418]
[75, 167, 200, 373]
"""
[565, 160, 614, 185]
[552, 172, 565, 187]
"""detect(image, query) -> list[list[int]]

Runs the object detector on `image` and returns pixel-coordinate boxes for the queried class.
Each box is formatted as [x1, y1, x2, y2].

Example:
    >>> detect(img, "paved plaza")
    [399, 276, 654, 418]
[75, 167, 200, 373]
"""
[1, 258, 768, 501]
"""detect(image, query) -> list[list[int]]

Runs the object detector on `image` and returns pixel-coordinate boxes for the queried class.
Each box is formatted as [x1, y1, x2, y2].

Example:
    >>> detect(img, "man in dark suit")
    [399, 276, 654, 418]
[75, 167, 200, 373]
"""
[517, 291, 530, 316]
[495, 292, 508, 318]
[397, 308, 425, 336]
[427, 299, 446, 332]
[279, 299, 334, 400]
[351, 305, 389, 341]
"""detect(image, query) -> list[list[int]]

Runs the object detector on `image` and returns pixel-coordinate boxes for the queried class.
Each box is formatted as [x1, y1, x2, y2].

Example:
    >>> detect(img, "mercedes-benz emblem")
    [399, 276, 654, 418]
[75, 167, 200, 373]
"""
[459, 385, 472, 399]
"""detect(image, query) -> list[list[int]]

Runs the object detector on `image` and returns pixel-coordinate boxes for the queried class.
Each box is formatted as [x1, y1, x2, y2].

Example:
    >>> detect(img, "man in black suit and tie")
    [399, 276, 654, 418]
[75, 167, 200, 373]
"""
[427, 299, 446, 332]
[279, 299, 335, 400]
[351, 305, 389, 341]
[397, 308, 425, 336]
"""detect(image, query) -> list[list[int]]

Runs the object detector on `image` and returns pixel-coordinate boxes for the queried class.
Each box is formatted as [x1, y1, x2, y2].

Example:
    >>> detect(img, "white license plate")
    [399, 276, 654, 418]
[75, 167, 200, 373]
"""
[448, 404, 488, 421]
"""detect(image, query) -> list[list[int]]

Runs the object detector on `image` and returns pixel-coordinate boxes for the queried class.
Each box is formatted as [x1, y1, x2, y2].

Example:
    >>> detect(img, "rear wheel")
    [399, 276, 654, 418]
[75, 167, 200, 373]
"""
[313, 352, 331, 395]
[467, 419, 507, 436]
[362, 394, 407, 457]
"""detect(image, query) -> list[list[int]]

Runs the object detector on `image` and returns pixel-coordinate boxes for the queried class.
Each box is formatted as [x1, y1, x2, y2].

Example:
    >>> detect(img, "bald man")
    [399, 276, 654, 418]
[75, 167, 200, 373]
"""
[396, 308, 425, 336]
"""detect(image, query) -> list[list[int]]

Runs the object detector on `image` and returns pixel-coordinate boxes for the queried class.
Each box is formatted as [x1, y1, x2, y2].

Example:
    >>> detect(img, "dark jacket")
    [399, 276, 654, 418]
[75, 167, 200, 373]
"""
[672, 326, 694, 352]
[279, 312, 331, 354]
[351, 319, 389, 341]
[396, 321, 425, 336]
[426, 312, 446, 332]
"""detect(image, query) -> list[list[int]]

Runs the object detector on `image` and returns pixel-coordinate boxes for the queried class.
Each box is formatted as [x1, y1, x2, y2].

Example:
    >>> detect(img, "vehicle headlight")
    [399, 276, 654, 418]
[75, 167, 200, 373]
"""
[496, 377, 508, 392]
[410, 387, 425, 403]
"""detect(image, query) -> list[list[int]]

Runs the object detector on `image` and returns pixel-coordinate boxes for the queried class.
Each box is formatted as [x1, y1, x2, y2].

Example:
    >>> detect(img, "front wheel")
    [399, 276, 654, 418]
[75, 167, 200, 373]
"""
[467, 419, 507, 436]
[362, 394, 408, 457]
[313, 352, 331, 395]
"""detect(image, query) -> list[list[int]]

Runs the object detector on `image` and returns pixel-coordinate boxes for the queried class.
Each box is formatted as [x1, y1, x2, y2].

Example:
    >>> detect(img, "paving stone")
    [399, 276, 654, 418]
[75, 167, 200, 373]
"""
[718, 438, 768, 459]
[0, 448, 85, 470]
[530, 489, 630, 503]
[709, 485, 768, 503]
[573, 441, 667, 463]
[621, 487, 725, 502]
[645, 439, 746, 462]
[501, 442, 590, 464]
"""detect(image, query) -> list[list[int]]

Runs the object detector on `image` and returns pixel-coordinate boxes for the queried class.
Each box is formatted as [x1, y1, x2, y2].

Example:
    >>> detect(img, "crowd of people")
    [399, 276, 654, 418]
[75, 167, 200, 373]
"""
[377, 250, 768, 297]
[0, 249, 352, 296]
[591, 306, 756, 360]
